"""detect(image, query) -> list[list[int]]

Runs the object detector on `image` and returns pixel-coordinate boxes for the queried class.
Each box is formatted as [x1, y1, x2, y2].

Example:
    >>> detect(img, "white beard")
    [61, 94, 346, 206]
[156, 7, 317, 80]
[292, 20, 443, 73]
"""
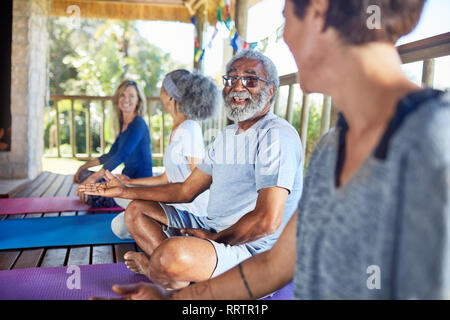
[223, 87, 270, 122]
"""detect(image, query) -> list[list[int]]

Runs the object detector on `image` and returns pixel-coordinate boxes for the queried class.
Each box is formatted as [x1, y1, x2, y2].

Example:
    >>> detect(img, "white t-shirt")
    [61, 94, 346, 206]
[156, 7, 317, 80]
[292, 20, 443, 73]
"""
[163, 120, 209, 216]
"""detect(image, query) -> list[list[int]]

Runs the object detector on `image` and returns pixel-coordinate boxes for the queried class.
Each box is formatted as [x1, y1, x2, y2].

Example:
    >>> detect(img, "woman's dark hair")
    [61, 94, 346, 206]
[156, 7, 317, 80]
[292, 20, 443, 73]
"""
[292, 0, 426, 45]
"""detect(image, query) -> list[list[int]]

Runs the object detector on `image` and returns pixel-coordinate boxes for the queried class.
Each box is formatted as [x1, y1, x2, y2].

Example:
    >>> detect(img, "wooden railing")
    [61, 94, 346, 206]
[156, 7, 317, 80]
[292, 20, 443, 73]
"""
[47, 32, 450, 163]
[275, 32, 450, 163]
[48, 95, 164, 160]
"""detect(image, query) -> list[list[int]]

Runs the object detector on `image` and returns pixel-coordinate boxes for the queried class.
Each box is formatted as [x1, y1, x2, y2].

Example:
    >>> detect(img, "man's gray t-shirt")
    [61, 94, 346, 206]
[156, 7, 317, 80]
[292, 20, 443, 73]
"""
[295, 90, 450, 299]
[197, 112, 303, 254]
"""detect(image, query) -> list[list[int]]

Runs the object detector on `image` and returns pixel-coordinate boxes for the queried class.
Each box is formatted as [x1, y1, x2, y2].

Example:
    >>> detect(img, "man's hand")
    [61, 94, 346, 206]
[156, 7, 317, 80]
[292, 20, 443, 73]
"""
[75, 185, 89, 203]
[77, 170, 126, 198]
[90, 282, 172, 300]
[116, 174, 131, 184]
[180, 228, 218, 242]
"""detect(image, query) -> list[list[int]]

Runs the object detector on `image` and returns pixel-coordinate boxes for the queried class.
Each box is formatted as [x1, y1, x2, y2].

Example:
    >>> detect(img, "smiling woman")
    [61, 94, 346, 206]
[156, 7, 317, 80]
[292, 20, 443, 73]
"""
[74, 80, 154, 208]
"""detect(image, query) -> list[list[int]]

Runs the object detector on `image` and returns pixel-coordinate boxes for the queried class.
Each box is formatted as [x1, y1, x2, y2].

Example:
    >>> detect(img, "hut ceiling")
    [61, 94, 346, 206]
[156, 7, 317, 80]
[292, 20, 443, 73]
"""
[50, 0, 263, 25]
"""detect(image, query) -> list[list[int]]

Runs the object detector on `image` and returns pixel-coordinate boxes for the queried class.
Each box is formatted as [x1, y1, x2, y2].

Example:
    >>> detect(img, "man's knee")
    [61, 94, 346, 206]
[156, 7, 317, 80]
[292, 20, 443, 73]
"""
[124, 200, 143, 231]
[150, 238, 190, 278]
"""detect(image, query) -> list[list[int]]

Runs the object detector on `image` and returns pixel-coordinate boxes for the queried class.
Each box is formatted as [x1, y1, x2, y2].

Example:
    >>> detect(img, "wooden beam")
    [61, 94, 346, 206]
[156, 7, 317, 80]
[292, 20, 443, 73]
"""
[397, 32, 450, 64]
[279, 73, 298, 87]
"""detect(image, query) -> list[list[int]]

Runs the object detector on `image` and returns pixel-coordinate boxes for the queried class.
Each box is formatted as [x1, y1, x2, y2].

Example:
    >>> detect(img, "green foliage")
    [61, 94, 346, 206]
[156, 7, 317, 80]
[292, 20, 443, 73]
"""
[46, 18, 184, 157]
[290, 99, 323, 168]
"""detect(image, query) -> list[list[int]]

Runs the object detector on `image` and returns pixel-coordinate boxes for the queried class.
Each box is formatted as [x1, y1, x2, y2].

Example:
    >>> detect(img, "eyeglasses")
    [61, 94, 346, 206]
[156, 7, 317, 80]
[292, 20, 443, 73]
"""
[222, 75, 269, 88]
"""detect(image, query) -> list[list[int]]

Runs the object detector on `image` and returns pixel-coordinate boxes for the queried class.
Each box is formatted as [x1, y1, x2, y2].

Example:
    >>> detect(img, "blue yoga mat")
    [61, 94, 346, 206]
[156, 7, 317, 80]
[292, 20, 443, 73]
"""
[0, 214, 134, 250]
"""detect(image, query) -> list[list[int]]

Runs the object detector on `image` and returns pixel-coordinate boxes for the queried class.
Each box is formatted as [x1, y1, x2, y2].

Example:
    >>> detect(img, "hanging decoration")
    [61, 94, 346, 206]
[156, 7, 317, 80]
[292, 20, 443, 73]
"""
[187, 0, 285, 62]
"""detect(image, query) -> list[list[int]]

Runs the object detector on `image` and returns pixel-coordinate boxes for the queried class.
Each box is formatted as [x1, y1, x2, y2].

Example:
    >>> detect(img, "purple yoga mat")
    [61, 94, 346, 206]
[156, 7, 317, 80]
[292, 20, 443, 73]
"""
[0, 196, 124, 215]
[0, 263, 148, 300]
[0, 263, 293, 300]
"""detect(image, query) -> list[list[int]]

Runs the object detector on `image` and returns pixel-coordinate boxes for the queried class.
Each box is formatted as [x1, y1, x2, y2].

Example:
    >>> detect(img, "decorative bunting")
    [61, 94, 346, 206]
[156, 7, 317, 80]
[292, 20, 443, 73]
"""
[190, 0, 285, 63]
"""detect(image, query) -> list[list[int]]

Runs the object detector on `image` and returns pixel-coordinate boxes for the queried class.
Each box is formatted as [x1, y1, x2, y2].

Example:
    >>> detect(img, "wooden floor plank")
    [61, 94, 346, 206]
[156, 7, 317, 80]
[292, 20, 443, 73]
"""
[12, 249, 45, 269]
[92, 245, 114, 265]
[38, 174, 75, 267]
[26, 172, 59, 198]
[0, 251, 21, 270]
[0, 172, 55, 270]
[14, 172, 50, 198]
[114, 244, 137, 263]
[66, 247, 91, 266]
[11, 173, 65, 269]
[58, 175, 73, 198]
[1, 173, 124, 271]
[40, 248, 68, 268]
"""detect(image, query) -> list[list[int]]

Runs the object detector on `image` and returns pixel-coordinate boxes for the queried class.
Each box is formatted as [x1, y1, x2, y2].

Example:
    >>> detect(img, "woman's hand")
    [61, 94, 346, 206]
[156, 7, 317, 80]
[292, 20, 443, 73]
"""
[90, 282, 173, 300]
[77, 170, 127, 198]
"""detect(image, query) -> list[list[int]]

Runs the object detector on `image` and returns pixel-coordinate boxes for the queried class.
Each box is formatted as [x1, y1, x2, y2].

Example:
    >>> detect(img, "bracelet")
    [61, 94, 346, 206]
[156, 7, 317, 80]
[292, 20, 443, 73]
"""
[238, 263, 255, 299]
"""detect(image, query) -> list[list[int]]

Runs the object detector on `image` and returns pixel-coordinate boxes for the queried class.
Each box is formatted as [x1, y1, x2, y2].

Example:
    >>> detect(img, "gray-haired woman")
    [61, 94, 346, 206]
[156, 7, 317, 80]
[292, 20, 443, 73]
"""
[111, 69, 220, 239]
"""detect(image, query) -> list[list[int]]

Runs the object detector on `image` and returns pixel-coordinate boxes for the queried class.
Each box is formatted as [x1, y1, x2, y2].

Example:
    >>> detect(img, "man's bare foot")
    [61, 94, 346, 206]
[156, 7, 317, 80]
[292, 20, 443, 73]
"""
[124, 252, 150, 278]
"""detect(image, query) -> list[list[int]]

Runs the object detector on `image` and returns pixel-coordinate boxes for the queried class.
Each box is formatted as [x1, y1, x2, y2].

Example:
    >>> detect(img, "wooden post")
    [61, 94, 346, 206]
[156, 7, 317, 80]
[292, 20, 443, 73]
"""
[193, 3, 208, 72]
[160, 107, 165, 155]
[235, 0, 249, 45]
[101, 100, 105, 155]
[422, 58, 435, 88]
[147, 99, 152, 128]
[285, 84, 295, 123]
[299, 93, 310, 157]
[70, 99, 76, 158]
[330, 101, 339, 128]
[320, 95, 332, 136]
[85, 102, 91, 158]
[55, 100, 61, 158]
[273, 91, 281, 116]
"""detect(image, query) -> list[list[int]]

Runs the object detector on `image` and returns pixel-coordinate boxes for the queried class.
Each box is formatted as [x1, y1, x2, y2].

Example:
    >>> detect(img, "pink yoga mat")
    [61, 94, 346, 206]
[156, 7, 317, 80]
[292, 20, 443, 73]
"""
[0, 263, 293, 300]
[0, 196, 124, 215]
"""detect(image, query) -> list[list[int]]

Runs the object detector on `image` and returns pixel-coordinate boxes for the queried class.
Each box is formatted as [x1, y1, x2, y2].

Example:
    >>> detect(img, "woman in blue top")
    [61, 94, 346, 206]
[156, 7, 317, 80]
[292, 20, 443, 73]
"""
[75, 80, 153, 207]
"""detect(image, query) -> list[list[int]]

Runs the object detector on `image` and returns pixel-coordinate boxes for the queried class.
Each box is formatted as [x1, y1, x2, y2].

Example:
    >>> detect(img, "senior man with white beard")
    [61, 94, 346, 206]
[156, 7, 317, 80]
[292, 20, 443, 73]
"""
[79, 50, 304, 290]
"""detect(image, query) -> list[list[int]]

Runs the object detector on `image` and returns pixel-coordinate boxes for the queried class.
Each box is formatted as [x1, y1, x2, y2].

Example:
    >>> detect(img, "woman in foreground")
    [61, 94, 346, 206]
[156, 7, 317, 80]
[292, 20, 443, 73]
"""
[94, 0, 450, 300]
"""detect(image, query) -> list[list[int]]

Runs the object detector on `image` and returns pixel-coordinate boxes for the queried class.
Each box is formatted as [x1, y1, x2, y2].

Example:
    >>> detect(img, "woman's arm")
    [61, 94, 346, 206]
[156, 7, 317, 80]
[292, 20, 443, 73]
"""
[100, 118, 146, 174]
[73, 158, 101, 183]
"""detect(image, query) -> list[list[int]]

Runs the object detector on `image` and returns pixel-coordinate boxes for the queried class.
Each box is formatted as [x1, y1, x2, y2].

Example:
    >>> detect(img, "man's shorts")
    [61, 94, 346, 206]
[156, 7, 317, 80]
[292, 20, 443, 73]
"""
[160, 203, 253, 279]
